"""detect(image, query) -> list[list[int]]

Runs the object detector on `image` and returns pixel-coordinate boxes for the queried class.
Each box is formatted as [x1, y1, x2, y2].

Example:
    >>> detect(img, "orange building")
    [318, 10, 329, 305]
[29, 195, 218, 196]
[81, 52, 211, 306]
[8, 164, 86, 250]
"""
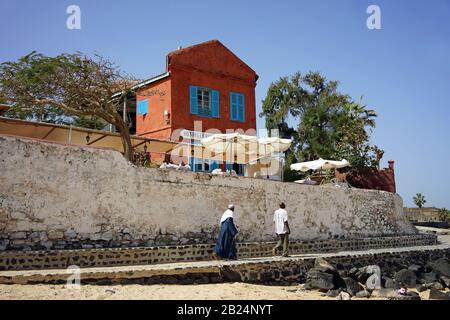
[133, 40, 259, 173]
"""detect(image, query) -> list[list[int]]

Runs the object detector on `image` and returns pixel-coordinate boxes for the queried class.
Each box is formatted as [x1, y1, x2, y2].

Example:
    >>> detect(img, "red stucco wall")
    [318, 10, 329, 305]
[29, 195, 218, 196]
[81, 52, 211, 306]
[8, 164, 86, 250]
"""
[136, 78, 172, 140]
[136, 40, 258, 142]
[336, 161, 396, 193]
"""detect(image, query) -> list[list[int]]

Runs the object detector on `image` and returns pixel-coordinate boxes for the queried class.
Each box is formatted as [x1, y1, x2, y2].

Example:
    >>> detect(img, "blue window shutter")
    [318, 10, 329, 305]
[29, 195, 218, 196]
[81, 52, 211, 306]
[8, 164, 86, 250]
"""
[210, 161, 219, 171]
[190, 157, 198, 172]
[211, 90, 219, 118]
[230, 93, 237, 121]
[238, 94, 245, 122]
[137, 99, 148, 115]
[189, 86, 198, 115]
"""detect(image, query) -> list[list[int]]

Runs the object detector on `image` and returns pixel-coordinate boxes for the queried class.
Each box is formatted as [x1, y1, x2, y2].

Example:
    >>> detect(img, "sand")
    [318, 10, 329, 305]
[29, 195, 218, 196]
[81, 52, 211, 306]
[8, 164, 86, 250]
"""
[0, 283, 436, 300]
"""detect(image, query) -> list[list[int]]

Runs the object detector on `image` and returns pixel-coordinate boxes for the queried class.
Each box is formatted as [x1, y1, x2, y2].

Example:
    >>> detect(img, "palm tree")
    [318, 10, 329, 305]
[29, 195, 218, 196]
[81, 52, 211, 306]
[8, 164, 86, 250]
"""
[438, 208, 449, 222]
[413, 193, 426, 209]
[343, 99, 377, 129]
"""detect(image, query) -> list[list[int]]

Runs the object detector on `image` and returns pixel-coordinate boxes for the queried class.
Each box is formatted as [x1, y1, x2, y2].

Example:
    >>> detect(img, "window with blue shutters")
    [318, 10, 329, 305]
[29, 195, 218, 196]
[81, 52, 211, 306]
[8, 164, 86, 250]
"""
[230, 92, 245, 122]
[137, 99, 148, 115]
[189, 86, 219, 118]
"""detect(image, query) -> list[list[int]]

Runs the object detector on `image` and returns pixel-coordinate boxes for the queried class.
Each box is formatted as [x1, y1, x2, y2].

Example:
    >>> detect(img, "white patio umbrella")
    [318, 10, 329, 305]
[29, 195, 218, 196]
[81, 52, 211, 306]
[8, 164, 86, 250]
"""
[257, 137, 292, 155]
[290, 158, 349, 172]
[200, 133, 259, 162]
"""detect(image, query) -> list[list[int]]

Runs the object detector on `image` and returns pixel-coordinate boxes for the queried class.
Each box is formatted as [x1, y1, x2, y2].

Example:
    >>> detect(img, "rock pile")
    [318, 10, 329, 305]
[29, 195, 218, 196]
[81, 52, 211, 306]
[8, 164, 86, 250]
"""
[302, 257, 450, 300]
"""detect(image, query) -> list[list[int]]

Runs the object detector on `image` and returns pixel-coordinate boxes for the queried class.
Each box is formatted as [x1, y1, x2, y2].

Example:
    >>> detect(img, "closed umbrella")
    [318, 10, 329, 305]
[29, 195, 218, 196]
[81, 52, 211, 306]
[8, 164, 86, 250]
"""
[290, 158, 349, 172]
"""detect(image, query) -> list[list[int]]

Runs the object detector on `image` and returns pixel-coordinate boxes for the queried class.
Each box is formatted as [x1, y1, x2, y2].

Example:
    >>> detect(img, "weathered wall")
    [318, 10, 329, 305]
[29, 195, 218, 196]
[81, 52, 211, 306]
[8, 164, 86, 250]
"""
[404, 207, 442, 222]
[0, 234, 436, 271]
[0, 135, 417, 251]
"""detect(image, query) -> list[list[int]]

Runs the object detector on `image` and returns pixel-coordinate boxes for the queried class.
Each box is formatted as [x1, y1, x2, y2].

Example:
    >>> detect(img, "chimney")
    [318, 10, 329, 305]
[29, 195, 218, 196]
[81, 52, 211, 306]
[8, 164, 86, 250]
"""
[388, 160, 395, 171]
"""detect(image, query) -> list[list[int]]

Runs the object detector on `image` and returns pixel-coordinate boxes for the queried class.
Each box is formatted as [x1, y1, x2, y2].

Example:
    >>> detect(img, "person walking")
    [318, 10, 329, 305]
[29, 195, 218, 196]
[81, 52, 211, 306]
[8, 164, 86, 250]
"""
[272, 202, 290, 257]
[214, 204, 238, 260]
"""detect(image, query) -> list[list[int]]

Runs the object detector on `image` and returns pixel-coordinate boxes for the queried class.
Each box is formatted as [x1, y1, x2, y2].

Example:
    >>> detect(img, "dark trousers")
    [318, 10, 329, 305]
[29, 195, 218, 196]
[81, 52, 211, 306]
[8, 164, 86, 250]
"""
[273, 233, 289, 256]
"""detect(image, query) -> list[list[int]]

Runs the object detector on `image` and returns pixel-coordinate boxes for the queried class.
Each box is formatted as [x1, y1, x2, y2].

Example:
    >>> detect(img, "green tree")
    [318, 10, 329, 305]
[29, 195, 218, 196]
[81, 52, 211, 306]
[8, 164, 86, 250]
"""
[261, 71, 383, 180]
[438, 208, 449, 222]
[71, 116, 108, 131]
[0, 52, 136, 161]
[413, 193, 426, 208]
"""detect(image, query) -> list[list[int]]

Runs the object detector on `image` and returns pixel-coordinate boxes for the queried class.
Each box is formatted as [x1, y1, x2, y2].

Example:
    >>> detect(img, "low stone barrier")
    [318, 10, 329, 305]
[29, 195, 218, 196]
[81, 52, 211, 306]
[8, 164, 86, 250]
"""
[0, 234, 437, 271]
[0, 241, 448, 285]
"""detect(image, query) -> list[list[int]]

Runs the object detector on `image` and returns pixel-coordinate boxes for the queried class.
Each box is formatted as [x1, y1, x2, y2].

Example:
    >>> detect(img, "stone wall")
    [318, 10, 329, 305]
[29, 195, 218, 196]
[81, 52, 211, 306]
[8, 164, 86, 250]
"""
[0, 135, 417, 251]
[0, 234, 436, 271]
[1, 245, 447, 285]
[404, 207, 443, 222]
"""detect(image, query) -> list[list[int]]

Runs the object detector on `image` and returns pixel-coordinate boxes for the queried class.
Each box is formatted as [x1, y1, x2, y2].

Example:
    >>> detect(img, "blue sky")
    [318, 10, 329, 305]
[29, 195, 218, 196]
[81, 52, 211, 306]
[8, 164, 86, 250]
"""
[1, 0, 449, 208]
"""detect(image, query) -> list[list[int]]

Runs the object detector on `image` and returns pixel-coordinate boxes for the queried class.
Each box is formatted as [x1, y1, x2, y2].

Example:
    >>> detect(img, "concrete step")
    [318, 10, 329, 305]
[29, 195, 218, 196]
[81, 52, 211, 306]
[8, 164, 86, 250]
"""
[1, 241, 448, 285]
[0, 234, 437, 271]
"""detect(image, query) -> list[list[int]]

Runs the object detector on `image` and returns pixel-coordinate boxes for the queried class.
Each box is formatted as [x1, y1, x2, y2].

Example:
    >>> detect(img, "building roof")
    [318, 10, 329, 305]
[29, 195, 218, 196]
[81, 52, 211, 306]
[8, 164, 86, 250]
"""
[128, 39, 258, 93]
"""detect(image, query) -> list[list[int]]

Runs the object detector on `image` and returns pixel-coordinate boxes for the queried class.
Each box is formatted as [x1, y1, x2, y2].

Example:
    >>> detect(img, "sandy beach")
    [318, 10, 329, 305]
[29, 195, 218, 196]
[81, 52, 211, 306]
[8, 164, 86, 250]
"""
[0, 282, 436, 300]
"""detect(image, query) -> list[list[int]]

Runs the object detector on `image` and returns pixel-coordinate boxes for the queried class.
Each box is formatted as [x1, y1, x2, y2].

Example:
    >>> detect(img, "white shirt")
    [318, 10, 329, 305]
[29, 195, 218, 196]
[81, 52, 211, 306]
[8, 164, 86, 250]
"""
[273, 208, 288, 234]
[220, 209, 234, 224]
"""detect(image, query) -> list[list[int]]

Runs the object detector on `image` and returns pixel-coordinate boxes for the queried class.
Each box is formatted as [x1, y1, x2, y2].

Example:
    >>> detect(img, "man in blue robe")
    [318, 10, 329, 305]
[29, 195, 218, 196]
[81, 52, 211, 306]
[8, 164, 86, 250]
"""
[214, 204, 238, 260]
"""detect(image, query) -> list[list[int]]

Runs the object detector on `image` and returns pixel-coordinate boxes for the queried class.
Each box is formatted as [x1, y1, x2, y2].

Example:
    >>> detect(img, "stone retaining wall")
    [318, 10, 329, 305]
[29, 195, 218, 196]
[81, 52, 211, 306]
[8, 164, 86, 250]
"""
[0, 135, 417, 251]
[0, 234, 436, 271]
[2, 245, 447, 285]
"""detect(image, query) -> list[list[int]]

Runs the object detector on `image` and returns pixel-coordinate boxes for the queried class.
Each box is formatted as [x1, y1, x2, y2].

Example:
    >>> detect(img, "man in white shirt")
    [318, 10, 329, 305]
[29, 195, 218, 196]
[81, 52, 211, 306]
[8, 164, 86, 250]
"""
[272, 202, 290, 257]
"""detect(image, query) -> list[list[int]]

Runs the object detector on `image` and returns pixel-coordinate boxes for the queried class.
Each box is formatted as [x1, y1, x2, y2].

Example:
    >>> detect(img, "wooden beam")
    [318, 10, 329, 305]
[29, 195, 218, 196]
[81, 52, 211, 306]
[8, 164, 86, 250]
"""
[42, 127, 56, 139]
[87, 134, 108, 146]
[132, 140, 147, 149]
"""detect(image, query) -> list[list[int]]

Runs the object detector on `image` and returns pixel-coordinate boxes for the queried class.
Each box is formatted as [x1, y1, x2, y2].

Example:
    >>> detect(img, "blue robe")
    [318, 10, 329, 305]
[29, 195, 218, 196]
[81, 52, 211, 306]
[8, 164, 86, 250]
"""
[214, 217, 238, 259]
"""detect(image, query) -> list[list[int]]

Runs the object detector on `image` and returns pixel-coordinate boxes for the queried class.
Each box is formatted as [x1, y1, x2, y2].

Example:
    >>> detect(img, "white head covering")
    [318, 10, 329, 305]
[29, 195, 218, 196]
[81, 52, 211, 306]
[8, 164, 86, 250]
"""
[220, 206, 235, 223]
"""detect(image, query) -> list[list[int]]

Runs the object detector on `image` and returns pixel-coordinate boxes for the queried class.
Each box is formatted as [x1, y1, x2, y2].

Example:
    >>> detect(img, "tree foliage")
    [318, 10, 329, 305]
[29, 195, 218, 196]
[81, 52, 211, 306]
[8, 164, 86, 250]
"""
[261, 71, 384, 179]
[438, 208, 449, 222]
[413, 193, 426, 208]
[0, 52, 136, 161]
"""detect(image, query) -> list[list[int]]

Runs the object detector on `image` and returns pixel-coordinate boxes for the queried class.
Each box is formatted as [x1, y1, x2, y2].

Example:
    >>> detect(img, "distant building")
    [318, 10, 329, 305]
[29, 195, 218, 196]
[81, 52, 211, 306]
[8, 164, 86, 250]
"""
[131, 40, 258, 173]
[403, 207, 442, 222]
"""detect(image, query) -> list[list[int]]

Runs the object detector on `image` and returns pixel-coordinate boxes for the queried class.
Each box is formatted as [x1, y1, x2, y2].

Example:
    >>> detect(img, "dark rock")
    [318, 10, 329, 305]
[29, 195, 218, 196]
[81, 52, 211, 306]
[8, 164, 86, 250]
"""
[439, 276, 450, 288]
[394, 269, 417, 288]
[416, 283, 434, 292]
[429, 288, 450, 300]
[389, 291, 421, 301]
[342, 277, 365, 296]
[348, 267, 359, 279]
[355, 290, 371, 298]
[355, 265, 380, 284]
[382, 276, 396, 289]
[427, 258, 450, 277]
[420, 271, 438, 284]
[408, 264, 424, 274]
[338, 270, 347, 278]
[432, 281, 444, 290]
[326, 289, 341, 298]
[305, 269, 334, 291]
[178, 277, 195, 285]
[220, 266, 242, 282]
[314, 258, 335, 273]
